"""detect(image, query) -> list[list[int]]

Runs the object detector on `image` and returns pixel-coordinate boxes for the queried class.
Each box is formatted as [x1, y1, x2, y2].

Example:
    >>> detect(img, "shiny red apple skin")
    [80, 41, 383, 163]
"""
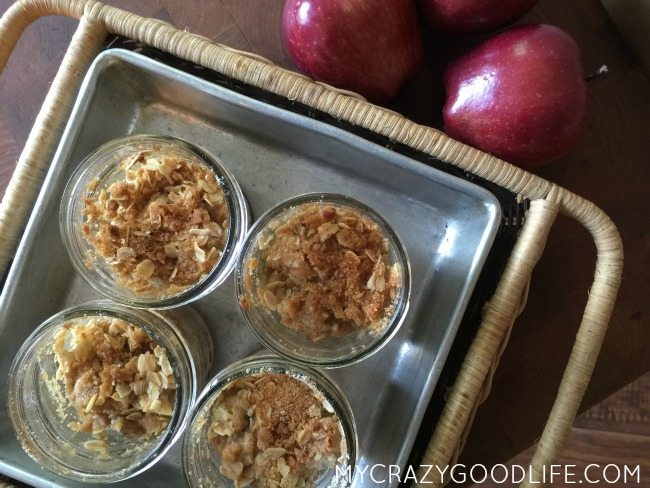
[419, 0, 538, 35]
[443, 24, 587, 167]
[282, 0, 424, 103]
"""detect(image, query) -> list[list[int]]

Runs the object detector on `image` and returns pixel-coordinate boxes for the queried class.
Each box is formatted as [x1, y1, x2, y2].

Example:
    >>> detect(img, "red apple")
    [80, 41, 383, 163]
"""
[282, 0, 424, 103]
[443, 24, 587, 167]
[419, 0, 539, 35]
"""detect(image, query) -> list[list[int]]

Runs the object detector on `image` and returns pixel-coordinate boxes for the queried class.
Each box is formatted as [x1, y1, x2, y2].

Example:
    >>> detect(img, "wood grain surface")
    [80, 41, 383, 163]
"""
[0, 0, 648, 473]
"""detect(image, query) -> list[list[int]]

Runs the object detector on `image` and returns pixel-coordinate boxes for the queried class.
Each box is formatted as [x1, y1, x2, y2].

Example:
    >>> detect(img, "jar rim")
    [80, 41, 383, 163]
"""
[7, 300, 197, 482]
[235, 192, 411, 367]
[59, 134, 250, 309]
[182, 354, 357, 487]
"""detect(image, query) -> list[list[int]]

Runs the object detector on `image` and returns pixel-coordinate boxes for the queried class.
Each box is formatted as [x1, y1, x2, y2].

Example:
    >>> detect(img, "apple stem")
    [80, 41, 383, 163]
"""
[586, 65, 609, 82]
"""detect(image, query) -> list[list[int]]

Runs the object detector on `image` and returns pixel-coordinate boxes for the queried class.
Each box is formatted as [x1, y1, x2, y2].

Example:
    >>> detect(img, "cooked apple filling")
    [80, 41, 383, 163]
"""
[243, 203, 401, 340]
[82, 150, 229, 295]
[208, 373, 344, 488]
[51, 317, 175, 446]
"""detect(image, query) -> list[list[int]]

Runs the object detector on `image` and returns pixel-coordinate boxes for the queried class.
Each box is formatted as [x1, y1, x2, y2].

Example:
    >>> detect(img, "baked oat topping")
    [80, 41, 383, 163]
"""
[244, 203, 401, 341]
[208, 373, 344, 488]
[82, 150, 229, 295]
[52, 317, 175, 440]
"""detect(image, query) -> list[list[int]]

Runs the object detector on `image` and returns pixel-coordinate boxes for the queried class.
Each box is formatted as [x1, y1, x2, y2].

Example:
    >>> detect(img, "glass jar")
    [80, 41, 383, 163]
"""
[60, 134, 249, 309]
[182, 355, 356, 487]
[236, 193, 410, 367]
[7, 300, 213, 483]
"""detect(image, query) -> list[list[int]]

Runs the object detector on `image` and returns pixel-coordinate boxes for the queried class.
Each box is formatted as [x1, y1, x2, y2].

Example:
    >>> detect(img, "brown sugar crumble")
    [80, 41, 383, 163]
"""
[207, 373, 344, 488]
[82, 150, 229, 296]
[51, 317, 175, 448]
[245, 203, 401, 341]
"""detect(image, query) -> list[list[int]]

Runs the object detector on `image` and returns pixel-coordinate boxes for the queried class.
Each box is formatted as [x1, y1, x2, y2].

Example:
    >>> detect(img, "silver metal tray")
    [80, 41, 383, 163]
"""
[0, 49, 500, 487]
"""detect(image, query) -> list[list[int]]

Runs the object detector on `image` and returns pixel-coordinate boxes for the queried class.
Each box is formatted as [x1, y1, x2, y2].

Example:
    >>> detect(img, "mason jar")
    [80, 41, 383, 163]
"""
[236, 193, 411, 367]
[183, 355, 357, 487]
[7, 300, 213, 483]
[60, 134, 249, 309]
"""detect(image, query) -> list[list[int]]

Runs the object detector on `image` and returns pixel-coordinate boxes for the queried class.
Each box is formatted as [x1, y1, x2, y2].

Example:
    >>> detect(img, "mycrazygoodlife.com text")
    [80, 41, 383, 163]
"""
[336, 463, 642, 485]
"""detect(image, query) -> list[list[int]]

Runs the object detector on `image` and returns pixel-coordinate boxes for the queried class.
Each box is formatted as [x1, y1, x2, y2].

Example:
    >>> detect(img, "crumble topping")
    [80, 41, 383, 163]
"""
[82, 150, 229, 296]
[51, 317, 175, 445]
[243, 203, 401, 340]
[208, 373, 344, 488]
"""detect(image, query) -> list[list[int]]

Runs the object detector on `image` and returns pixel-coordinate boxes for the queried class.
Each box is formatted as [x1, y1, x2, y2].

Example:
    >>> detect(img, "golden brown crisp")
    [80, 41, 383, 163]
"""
[246, 203, 400, 340]
[52, 317, 175, 444]
[208, 374, 344, 488]
[82, 150, 229, 296]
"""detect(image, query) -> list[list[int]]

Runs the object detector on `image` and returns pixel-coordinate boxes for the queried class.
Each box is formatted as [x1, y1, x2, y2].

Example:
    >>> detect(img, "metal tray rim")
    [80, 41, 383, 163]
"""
[0, 48, 502, 488]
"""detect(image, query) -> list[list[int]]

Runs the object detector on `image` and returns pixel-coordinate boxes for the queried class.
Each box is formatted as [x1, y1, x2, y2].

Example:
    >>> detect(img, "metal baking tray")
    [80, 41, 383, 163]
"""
[0, 49, 500, 487]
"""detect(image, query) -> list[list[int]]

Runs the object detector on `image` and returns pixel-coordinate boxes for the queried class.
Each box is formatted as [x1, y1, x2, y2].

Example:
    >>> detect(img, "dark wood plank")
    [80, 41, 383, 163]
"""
[466, 372, 650, 487]
[468, 427, 650, 488]
[219, 0, 292, 68]
[575, 372, 650, 437]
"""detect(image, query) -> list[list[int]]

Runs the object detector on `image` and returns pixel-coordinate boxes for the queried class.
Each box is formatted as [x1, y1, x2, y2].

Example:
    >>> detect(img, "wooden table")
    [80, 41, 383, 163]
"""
[0, 0, 648, 469]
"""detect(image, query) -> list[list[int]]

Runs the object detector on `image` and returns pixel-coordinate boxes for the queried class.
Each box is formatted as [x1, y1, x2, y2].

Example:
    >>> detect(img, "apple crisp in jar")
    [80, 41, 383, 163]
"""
[61, 135, 249, 308]
[8, 301, 212, 483]
[236, 194, 410, 368]
[182, 356, 356, 488]
[51, 317, 176, 441]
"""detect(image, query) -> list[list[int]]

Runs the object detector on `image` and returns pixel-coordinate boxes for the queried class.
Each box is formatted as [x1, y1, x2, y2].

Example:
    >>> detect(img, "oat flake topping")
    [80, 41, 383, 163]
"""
[244, 203, 400, 341]
[52, 317, 175, 446]
[208, 373, 344, 487]
[82, 150, 229, 296]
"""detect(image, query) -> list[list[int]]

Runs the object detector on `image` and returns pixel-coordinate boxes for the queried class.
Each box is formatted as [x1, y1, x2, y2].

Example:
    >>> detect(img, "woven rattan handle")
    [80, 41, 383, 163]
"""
[0, 0, 106, 279]
[416, 198, 558, 485]
[0, 2, 623, 487]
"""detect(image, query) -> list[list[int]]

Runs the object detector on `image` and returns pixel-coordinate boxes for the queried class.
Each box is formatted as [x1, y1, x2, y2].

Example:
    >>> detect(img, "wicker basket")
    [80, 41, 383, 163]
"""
[0, 1, 623, 486]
